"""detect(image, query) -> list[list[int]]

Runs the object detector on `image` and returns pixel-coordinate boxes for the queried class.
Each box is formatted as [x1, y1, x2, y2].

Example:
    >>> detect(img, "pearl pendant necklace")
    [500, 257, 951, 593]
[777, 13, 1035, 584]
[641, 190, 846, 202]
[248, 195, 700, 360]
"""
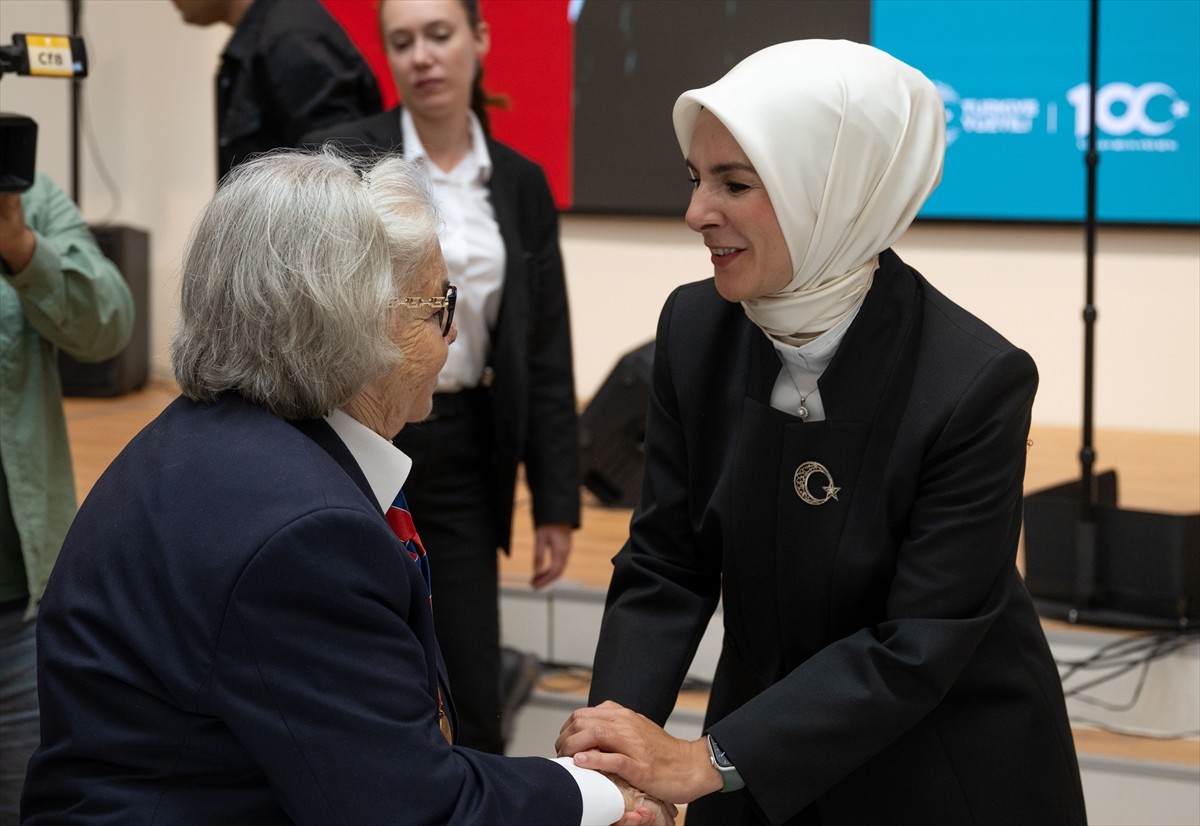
[788, 373, 817, 420]
[786, 368, 817, 421]
[796, 394, 811, 421]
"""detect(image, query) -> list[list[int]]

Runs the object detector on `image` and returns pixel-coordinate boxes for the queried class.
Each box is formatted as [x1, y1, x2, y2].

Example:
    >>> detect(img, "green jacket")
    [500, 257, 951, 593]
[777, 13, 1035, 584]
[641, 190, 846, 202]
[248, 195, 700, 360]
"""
[0, 174, 134, 611]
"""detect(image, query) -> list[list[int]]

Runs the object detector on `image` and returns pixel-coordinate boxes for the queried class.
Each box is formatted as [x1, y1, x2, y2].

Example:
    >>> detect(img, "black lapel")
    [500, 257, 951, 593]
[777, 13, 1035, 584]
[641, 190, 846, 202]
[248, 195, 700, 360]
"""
[485, 140, 525, 347]
[818, 249, 921, 424]
[770, 251, 923, 666]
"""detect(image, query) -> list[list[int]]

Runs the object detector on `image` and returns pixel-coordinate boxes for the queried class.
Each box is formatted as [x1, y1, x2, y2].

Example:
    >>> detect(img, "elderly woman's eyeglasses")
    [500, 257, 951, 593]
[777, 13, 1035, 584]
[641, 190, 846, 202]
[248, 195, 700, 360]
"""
[389, 284, 457, 336]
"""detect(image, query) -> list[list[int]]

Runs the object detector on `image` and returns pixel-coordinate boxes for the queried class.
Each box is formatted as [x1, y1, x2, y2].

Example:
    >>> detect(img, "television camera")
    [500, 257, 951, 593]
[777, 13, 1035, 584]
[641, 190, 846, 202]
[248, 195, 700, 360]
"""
[0, 33, 88, 193]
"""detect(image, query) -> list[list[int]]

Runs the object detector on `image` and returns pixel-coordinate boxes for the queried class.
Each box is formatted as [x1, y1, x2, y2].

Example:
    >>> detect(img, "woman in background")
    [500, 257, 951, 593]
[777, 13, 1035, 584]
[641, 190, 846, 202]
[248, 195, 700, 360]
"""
[306, 0, 579, 755]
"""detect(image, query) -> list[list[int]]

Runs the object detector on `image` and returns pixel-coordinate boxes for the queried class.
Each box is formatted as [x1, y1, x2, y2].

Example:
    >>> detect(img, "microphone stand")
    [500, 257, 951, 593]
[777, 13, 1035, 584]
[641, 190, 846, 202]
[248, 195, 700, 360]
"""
[1021, 0, 1199, 631]
[1073, 0, 1100, 614]
[69, 0, 82, 204]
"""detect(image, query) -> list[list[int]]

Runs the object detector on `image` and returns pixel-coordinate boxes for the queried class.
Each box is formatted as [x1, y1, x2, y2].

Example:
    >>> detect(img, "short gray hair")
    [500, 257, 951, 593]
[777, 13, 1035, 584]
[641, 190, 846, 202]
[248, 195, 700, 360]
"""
[171, 148, 441, 419]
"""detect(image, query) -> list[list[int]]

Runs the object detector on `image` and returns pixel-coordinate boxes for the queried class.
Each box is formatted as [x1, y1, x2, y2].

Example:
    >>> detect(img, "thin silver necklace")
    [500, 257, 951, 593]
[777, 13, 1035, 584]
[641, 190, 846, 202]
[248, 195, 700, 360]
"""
[784, 364, 818, 421]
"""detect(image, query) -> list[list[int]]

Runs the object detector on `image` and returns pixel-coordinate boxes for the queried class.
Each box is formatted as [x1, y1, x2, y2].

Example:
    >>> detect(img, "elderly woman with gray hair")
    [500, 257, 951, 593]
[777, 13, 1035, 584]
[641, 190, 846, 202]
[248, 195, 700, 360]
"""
[557, 40, 1086, 825]
[20, 150, 672, 826]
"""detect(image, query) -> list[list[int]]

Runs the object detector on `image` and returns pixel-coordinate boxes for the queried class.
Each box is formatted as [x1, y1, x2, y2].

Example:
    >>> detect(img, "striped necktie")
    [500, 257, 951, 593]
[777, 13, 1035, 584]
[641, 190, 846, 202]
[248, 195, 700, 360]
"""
[386, 489, 431, 598]
[384, 488, 452, 744]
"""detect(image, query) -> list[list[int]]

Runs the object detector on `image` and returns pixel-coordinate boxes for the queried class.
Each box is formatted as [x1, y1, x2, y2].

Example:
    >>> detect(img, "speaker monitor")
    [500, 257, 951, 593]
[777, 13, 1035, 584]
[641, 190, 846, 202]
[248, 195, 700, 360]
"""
[58, 224, 150, 397]
[1024, 469, 1200, 630]
[579, 342, 654, 508]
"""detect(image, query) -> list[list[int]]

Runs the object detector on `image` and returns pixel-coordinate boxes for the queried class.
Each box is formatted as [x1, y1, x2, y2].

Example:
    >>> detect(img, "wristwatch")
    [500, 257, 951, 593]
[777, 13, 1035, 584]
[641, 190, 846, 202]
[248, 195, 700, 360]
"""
[706, 733, 745, 792]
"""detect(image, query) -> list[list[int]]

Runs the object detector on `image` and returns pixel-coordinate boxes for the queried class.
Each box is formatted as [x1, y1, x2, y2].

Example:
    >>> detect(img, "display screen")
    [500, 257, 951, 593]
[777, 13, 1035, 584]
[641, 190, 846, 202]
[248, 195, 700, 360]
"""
[327, 0, 1199, 224]
[873, 0, 1199, 224]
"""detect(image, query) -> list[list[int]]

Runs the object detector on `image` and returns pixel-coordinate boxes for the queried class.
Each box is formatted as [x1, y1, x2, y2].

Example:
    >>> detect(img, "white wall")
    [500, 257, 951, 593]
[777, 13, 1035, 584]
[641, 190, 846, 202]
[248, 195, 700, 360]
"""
[565, 214, 1200, 432]
[4, 0, 1197, 433]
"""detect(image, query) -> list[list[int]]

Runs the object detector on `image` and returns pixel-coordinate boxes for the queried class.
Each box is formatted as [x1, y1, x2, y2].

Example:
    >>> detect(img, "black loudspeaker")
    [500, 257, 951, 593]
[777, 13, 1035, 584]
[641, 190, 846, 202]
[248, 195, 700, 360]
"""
[1024, 470, 1200, 630]
[58, 224, 150, 396]
[579, 342, 654, 508]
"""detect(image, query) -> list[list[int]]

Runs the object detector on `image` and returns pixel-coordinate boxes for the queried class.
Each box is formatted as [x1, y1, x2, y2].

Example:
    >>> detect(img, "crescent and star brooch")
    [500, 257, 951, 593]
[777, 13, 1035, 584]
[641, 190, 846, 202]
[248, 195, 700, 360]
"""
[793, 461, 840, 506]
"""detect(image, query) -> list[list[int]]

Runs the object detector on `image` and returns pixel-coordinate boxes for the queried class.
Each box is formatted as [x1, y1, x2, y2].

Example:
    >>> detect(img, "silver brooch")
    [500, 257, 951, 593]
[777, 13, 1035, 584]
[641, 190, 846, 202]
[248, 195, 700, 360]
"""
[793, 461, 840, 506]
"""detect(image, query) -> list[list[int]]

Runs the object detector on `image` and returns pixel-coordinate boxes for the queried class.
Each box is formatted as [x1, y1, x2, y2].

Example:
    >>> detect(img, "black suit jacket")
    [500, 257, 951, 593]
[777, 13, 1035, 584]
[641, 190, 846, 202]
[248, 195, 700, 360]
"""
[304, 110, 580, 550]
[21, 394, 582, 824]
[216, 0, 382, 179]
[589, 251, 1087, 825]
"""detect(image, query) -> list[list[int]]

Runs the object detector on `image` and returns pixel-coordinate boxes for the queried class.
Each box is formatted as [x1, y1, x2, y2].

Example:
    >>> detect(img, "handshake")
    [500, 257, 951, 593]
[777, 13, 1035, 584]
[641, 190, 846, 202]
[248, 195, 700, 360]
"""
[556, 700, 729, 826]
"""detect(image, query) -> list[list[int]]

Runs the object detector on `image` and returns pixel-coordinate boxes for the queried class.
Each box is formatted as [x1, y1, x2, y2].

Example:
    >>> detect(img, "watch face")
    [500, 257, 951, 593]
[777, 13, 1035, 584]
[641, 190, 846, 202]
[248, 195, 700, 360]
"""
[708, 734, 733, 768]
[708, 733, 745, 792]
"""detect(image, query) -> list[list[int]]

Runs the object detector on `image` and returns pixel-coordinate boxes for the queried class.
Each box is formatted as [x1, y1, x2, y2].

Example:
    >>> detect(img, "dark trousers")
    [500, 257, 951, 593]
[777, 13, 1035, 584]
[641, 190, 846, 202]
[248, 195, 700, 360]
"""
[0, 602, 38, 826]
[394, 390, 504, 754]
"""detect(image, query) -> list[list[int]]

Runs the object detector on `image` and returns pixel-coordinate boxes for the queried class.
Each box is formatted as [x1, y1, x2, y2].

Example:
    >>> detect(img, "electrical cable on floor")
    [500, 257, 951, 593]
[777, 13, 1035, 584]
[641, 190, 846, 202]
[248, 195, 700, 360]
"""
[1055, 629, 1199, 739]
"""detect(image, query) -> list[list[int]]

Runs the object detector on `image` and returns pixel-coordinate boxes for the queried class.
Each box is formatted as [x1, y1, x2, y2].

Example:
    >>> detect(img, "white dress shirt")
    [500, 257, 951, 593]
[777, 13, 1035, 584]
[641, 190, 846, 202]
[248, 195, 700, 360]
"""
[401, 109, 505, 393]
[768, 299, 864, 422]
[324, 410, 625, 826]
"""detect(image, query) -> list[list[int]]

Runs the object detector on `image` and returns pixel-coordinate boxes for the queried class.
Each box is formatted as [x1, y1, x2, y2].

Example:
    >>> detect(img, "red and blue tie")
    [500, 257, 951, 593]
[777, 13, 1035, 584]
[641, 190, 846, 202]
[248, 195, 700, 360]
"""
[384, 488, 451, 743]
[386, 489, 432, 599]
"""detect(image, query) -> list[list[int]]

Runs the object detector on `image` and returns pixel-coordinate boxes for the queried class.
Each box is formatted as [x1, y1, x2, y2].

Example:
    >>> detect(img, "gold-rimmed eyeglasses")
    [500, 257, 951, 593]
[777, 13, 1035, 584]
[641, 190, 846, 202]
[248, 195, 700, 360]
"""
[389, 284, 457, 336]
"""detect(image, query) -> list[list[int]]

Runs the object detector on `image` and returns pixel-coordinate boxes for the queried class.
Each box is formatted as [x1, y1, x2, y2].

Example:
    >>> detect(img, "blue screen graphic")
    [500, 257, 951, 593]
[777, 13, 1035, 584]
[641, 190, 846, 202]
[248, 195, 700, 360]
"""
[872, 0, 1199, 223]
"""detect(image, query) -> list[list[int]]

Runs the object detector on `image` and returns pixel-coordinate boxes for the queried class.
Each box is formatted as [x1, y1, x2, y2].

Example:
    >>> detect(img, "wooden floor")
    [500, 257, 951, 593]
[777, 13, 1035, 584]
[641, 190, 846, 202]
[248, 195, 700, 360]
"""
[63, 380, 1200, 768]
[69, 380, 1199, 590]
[506, 419, 1200, 591]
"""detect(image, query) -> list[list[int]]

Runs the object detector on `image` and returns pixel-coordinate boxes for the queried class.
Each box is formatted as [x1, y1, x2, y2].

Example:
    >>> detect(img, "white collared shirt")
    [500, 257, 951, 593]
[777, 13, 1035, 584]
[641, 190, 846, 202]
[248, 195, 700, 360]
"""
[401, 109, 505, 393]
[323, 410, 624, 826]
[325, 409, 411, 510]
[768, 300, 864, 422]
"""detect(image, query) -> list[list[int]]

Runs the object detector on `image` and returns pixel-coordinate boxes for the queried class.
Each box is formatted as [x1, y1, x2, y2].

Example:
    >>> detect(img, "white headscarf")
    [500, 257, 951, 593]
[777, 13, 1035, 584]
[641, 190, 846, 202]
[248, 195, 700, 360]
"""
[673, 40, 945, 342]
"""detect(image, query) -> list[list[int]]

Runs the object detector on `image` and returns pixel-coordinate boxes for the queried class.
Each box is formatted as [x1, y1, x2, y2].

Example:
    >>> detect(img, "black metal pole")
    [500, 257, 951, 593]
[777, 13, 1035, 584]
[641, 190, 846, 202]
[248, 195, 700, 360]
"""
[70, 0, 82, 204]
[1074, 0, 1100, 614]
[1081, 0, 1099, 516]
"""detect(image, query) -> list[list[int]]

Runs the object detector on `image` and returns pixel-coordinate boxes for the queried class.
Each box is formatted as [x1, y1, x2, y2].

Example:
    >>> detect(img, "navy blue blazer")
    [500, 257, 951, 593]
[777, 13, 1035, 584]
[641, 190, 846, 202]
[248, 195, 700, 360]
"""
[589, 251, 1087, 825]
[304, 109, 580, 550]
[22, 393, 582, 824]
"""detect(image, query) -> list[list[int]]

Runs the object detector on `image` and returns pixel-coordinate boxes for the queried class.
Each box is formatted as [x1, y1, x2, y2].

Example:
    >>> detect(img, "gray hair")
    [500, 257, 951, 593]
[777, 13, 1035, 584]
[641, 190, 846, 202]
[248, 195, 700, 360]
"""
[171, 148, 441, 419]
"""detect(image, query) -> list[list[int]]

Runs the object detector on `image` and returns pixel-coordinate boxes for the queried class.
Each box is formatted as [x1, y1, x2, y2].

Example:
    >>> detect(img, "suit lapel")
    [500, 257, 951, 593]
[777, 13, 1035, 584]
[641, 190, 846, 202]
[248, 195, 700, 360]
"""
[486, 142, 525, 349]
[288, 417, 377, 509]
[819, 250, 921, 426]
[289, 413, 460, 738]
[727, 252, 923, 670]
[819, 251, 923, 637]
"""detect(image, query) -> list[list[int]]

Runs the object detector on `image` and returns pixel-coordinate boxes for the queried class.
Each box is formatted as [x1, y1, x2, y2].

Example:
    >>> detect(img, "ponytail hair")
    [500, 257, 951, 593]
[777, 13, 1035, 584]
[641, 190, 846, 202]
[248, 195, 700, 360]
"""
[460, 0, 508, 135]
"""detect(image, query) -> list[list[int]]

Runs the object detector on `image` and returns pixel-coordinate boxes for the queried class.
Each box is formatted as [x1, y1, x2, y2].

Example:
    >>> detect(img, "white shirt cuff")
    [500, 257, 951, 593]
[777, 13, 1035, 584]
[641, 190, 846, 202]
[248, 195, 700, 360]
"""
[550, 756, 624, 826]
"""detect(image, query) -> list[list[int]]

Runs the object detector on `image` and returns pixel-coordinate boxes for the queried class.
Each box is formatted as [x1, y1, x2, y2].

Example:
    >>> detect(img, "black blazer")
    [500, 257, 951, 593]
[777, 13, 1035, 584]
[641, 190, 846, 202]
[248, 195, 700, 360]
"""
[589, 251, 1087, 825]
[304, 110, 580, 549]
[21, 394, 583, 824]
[217, 0, 382, 179]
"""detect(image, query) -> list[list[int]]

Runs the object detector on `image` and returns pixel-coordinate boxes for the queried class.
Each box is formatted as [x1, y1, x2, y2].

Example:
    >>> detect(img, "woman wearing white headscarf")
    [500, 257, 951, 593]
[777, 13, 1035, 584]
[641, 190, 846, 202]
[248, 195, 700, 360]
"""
[557, 41, 1086, 826]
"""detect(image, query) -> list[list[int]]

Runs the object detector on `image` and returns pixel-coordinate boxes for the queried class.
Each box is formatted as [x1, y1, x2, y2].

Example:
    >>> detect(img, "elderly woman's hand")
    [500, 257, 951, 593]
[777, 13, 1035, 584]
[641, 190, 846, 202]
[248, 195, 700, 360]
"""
[607, 772, 678, 825]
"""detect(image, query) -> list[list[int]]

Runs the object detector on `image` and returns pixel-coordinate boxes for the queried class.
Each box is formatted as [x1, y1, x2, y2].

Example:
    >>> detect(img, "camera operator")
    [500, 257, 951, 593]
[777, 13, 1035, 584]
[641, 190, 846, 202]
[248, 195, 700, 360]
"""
[0, 172, 132, 823]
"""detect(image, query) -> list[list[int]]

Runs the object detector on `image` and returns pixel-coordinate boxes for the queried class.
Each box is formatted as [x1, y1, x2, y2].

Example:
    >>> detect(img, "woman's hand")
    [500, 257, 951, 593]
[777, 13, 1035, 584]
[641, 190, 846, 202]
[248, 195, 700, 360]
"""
[532, 523, 572, 588]
[559, 700, 723, 804]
